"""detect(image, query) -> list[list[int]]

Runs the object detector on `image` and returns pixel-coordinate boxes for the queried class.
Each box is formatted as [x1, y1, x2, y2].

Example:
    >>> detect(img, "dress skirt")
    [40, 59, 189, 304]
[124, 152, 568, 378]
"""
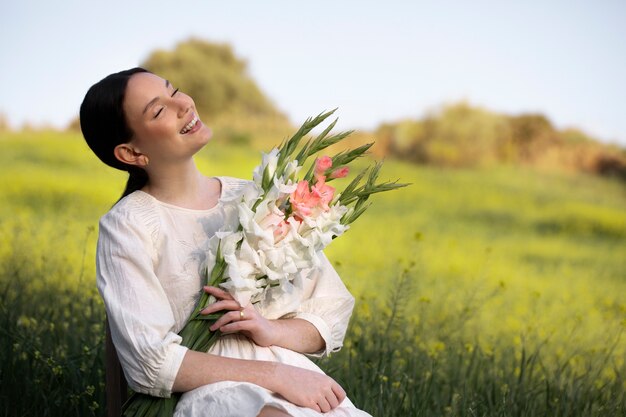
[174, 334, 372, 417]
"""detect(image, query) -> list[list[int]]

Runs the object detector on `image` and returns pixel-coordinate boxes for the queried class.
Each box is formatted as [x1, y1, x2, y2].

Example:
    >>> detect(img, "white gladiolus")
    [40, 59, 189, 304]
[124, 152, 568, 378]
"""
[273, 176, 298, 195]
[282, 160, 301, 182]
[252, 148, 280, 187]
[206, 150, 355, 305]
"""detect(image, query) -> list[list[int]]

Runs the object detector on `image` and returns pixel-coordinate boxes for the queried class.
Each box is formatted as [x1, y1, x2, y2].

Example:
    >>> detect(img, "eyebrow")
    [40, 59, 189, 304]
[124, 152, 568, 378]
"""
[142, 79, 171, 115]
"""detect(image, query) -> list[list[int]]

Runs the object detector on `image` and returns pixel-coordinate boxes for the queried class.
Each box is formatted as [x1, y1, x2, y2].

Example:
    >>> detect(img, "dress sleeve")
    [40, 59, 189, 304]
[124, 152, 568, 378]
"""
[97, 206, 188, 398]
[294, 252, 355, 358]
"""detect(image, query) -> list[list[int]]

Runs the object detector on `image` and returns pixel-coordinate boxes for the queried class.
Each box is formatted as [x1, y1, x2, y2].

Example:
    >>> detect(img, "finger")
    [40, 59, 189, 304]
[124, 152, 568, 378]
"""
[326, 390, 340, 409]
[331, 383, 346, 403]
[203, 286, 234, 300]
[201, 299, 240, 315]
[239, 306, 257, 320]
[209, 310, 242, 331]
[317, 397, 331, 413]
[219, 308, 257, 332]
[218, 320, 252, 334]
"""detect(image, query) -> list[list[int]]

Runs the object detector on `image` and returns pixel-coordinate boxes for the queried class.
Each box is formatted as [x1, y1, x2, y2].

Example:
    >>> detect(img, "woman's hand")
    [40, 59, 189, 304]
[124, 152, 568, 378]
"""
[200, 286, 278, 347]
[271, 363, 347, 413]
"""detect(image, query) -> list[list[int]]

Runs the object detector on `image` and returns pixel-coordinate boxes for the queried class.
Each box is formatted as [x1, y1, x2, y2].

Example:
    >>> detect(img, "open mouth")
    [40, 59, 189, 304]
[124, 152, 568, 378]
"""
[180, 114, 200, 134]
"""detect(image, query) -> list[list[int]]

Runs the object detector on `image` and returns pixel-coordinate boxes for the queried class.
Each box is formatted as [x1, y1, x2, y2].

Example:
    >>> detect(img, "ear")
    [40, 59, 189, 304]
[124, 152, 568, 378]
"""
[114, 143, 149, 167]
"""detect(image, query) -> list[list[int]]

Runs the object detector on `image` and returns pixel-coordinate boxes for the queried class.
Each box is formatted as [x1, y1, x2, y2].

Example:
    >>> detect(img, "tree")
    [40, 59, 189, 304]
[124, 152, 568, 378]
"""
[141, 38, 283, 120]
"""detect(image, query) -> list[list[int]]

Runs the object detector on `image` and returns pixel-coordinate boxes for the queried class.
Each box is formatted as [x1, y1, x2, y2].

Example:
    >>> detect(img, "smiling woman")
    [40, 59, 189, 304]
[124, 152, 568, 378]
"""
[79, 68, 371, 417]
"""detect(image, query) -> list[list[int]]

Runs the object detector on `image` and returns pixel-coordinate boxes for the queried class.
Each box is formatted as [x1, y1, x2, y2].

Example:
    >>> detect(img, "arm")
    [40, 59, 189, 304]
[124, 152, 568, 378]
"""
[201, 286, 325, 353]
[97, 208, 187, 398]
[268, 318, 326, 353]
[172, 350, 346, 413]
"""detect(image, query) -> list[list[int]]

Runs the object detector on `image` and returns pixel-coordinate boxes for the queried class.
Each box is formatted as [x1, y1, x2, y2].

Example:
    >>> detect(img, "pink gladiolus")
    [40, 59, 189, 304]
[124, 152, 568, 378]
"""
[290, 180, 319, 218]
[315, 156, 333, 175]
[330, 167, 349, 179]
[311, 179, 335, 211]
[291, 202, 312, 218]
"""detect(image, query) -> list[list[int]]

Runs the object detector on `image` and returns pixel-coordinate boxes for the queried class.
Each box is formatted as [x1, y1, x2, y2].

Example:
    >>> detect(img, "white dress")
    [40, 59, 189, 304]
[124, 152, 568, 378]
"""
[96, 176, 372, 417]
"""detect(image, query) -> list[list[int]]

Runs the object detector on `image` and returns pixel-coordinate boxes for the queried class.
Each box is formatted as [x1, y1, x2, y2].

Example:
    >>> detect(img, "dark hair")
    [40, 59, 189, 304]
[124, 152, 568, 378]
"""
[79, 67, 150, 200]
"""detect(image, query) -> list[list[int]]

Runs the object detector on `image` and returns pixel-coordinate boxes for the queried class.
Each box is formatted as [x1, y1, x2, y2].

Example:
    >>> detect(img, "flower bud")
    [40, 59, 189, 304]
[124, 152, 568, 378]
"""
[330, 166, 349, 179]
[315, 156, 333, 175]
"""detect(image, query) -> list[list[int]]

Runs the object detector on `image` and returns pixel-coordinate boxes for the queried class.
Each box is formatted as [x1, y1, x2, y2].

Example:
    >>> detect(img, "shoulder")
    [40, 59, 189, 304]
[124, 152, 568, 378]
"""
[99, 191, 161, 243]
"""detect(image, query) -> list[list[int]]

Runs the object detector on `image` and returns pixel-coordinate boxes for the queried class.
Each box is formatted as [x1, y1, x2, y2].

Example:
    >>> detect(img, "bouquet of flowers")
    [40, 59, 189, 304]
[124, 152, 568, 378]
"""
[122, 109, 408, 416]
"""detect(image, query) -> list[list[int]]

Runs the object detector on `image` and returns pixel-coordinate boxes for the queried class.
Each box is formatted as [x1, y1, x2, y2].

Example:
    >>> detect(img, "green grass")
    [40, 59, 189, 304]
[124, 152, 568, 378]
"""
[0, 130, 624, 416]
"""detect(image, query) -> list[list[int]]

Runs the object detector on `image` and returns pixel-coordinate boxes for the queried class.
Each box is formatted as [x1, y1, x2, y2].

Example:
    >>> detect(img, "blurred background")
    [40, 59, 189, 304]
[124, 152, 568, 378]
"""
[1, 1, 625, 416]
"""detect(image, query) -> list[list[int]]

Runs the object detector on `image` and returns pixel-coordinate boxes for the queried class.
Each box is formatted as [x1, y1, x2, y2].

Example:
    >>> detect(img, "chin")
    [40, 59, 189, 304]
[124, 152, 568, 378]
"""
[203, 126, 213, 140]
[192, 128, 212, 152]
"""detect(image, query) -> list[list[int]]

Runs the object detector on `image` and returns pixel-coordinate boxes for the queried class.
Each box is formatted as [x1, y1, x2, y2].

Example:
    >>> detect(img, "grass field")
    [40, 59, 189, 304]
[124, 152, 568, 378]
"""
[0, 130, 624, 416]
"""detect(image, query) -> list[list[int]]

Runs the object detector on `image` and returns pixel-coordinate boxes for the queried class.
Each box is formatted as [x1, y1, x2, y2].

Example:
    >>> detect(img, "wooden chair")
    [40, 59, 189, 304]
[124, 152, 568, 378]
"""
[105, 317, 128, 417]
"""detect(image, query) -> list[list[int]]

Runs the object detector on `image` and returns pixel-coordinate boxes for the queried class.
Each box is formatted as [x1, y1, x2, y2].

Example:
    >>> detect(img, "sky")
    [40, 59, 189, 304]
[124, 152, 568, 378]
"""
[1, 0, 625, 146]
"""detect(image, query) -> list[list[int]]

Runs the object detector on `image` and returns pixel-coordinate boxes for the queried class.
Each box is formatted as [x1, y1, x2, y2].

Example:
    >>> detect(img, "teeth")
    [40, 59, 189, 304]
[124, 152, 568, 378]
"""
[180, 115, 199, 134]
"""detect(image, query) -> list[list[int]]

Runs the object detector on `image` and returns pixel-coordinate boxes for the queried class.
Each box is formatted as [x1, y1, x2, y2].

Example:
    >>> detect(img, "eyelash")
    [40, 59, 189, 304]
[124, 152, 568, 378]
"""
[154, 88, 180, 119]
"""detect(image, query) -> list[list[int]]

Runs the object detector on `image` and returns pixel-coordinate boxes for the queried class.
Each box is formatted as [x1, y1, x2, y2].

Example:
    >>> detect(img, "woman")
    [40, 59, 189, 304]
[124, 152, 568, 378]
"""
[80, 68, 371, 417]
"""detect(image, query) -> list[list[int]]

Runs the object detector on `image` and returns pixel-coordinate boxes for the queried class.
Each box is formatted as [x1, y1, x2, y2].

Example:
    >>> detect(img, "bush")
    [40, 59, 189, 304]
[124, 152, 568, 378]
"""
[377, 102, 626, 181]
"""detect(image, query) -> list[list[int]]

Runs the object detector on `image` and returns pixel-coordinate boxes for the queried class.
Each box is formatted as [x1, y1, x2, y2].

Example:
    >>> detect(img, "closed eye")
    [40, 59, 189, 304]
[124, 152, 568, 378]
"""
[153, 89, 179, 118]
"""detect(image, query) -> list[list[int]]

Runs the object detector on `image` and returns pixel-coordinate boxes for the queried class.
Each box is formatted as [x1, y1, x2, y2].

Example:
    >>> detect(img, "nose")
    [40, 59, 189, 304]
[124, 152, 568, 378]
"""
[174, 95, 192, 118]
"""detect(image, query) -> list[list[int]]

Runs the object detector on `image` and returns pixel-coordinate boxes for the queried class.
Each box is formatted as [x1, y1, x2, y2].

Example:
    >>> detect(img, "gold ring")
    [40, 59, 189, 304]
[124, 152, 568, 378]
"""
[240, 309, 245, 320]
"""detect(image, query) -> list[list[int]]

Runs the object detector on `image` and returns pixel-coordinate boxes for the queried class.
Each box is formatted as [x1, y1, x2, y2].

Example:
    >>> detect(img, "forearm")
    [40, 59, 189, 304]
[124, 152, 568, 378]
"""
[269, 317, 325, 354]
[172, 350, 281, 393]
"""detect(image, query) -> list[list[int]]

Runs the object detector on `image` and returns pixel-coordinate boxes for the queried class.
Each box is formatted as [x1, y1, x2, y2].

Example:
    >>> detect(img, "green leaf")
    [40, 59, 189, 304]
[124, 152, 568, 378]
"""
[276, 109, 337, 173]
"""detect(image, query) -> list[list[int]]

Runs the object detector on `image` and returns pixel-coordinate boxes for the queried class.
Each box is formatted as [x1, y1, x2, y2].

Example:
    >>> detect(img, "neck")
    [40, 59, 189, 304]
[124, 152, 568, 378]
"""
[142, 160, 220, 210]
